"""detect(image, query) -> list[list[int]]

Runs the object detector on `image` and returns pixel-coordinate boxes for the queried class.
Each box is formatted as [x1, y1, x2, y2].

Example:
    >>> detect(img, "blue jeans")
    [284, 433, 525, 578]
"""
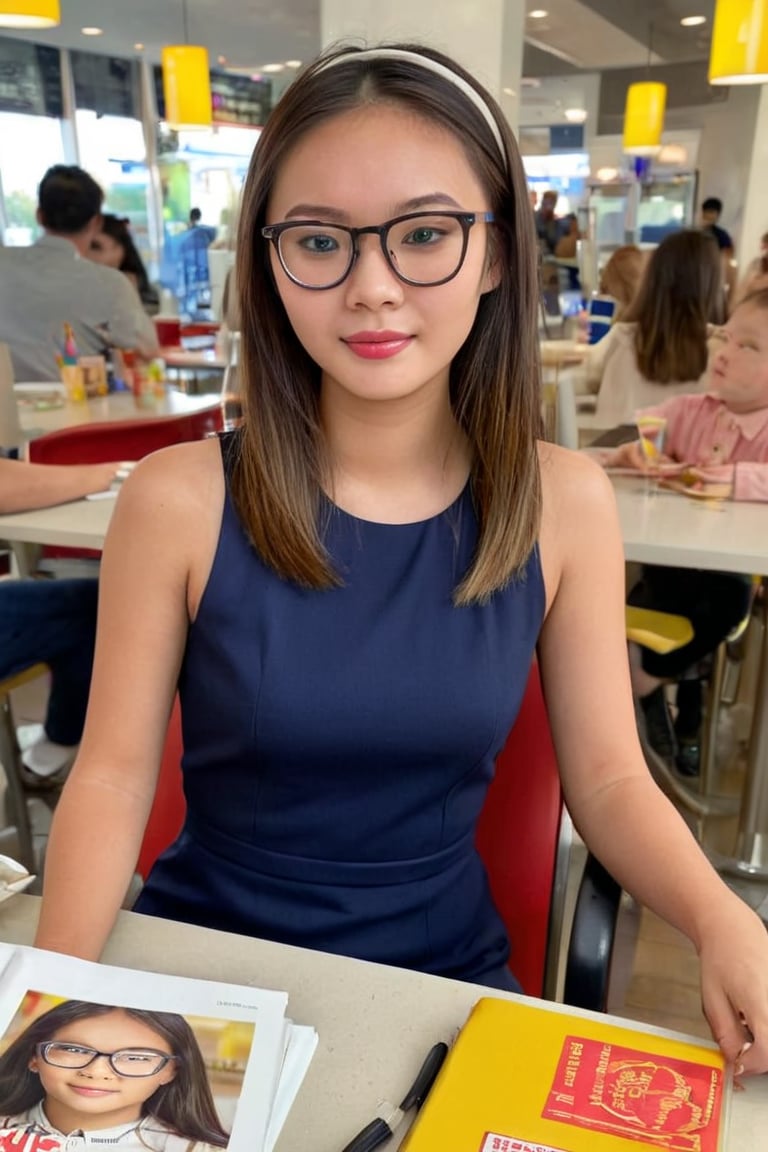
[0, 578, 98, 745]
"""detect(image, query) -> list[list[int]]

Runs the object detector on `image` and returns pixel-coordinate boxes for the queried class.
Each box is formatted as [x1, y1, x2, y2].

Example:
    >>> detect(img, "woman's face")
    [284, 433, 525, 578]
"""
[265, 103, 498, 412]
[89, 231, 125, 270]
[29, 1010, 177, 1131]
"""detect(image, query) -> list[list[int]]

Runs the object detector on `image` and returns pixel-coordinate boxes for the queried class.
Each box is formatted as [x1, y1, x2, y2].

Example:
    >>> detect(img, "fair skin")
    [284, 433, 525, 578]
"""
[88, 232, 140, 294]
[28, 1010, 176, 1132]
[0, 458, 119, 514]
[36, 104, 768, 1074]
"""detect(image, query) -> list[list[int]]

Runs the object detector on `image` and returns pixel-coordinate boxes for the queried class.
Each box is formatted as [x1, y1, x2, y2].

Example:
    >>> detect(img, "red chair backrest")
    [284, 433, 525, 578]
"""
[138, 666, 563, 1000]
[475, 663, 562, 998]
[28, 406, 223, 465]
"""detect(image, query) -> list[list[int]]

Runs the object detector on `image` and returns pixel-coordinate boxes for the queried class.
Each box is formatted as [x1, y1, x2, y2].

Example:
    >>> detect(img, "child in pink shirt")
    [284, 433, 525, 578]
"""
[602, 287, 768, 775]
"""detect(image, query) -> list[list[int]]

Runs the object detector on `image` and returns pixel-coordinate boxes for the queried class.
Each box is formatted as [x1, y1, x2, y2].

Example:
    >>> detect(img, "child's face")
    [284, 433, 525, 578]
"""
[710, 303, 768, 413]
[29, 1010, 177, 1131]
[266, 102, 498, 412]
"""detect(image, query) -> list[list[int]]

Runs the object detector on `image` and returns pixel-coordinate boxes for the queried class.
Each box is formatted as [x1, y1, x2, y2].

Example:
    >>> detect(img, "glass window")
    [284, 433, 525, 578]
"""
[0, 111, 65, 245]
[75, 110, 154, 277]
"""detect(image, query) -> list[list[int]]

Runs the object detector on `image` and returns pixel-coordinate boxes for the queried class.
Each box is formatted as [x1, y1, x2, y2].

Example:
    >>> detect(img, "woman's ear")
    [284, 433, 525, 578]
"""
[480, 257, 502, 295]
[28, 1057, 40, 1074]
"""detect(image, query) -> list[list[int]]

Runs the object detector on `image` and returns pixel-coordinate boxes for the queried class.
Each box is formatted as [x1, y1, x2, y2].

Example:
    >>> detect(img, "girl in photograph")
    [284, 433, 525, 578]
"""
[36, 43, 768, 1075]
[0, 999, 228, 1151]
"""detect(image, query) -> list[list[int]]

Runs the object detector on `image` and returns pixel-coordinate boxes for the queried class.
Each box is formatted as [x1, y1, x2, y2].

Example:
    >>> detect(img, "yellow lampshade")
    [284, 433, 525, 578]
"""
[0, 0, 59, 26]
[623, 81, 667, 156]
[162, 45, 212, 129]
[709, 0, 768, 84]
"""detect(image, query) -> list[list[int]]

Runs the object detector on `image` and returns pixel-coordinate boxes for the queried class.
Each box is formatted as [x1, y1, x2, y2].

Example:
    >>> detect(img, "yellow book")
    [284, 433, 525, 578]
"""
[402, 998, 729, 1152]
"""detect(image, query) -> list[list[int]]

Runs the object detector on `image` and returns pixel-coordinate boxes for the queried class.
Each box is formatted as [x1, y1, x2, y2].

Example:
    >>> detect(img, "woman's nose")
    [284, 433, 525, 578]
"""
[344, 235, 405, 309]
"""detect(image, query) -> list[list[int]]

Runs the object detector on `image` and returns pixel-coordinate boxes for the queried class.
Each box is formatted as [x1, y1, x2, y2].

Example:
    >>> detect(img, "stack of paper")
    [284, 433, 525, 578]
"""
[0, 942, 317, 1152]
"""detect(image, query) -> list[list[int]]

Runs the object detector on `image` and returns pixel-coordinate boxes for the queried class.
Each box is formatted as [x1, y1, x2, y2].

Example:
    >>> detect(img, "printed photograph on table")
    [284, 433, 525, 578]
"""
[0, 992, 253, 1151]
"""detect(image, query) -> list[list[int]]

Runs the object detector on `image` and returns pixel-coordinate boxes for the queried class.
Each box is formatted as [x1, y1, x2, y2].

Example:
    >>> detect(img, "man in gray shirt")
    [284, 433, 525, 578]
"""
[0, 165, 158, 381]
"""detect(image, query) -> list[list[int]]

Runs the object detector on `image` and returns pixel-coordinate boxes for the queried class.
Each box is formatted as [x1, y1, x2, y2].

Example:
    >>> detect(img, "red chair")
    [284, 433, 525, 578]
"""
[136, 665, 620, 1010]
[27, 406, 223, 561]
[28, 406, 223, 466]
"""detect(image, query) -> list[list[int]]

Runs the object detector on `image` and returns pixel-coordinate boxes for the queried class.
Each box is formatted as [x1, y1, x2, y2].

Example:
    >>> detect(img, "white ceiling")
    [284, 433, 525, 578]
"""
[1, 0, 717, 123]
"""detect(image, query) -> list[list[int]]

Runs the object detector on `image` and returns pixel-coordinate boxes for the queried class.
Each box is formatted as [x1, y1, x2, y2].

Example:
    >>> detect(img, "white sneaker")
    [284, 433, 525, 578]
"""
[21, 736, 79, 780]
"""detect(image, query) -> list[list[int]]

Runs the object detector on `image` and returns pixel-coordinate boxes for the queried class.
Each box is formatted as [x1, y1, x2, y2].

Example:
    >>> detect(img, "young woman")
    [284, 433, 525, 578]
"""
[89, 215, 160, 315]
[589, 230, 724, 425]
[36, 44, 768, 1074]
[0, 1000, 229, 1150]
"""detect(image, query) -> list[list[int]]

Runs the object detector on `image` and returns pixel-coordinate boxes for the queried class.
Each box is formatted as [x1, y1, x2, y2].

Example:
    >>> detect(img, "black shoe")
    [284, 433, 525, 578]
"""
[640, 688, 678, 762]
[675, 740, 700, 778]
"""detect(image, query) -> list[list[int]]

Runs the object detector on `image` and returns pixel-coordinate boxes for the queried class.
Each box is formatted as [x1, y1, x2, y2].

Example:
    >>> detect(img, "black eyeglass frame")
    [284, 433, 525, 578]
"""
[261, 210, 495, 290]
[35, 1041, 178, 1078]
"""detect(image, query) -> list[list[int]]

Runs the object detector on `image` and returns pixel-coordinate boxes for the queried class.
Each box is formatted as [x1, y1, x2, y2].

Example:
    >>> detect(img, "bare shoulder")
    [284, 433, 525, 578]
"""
[117, 436, 224, 522]
[537, 441, 620, 612]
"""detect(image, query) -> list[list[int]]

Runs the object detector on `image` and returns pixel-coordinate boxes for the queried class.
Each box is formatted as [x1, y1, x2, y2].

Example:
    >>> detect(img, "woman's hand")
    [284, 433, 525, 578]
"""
[698, 896, 768, 1074]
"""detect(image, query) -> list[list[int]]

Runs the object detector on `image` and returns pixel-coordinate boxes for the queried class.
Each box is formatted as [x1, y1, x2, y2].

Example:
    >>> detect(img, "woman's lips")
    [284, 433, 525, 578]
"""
[343, 331, 413, 360]
[68, 1084, 118, 1097]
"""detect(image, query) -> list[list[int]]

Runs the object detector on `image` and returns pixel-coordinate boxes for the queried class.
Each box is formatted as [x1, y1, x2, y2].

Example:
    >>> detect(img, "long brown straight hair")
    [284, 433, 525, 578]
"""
[232, 43, 542, 605]
[624, 229, 723, 384]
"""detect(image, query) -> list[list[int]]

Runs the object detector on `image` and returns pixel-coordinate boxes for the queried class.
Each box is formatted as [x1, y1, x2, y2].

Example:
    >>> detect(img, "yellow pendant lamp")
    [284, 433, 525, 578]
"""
[162, 0, 212, 129]
[623, 81, 667, 156]
[709, 0, 768, 85]
[0, 0, 59, 27]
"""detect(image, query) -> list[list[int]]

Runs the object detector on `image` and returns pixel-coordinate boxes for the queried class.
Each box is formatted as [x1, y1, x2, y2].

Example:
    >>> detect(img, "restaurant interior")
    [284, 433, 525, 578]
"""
[1, 2, 768, 1147]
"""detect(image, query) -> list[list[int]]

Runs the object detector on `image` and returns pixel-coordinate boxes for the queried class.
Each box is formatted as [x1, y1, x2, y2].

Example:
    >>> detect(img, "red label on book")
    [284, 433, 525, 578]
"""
[542, 1036, 723, 1151]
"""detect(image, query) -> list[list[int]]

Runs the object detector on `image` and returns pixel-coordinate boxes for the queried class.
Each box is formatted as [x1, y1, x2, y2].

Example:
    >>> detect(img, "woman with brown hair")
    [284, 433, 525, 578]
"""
[591, 230, 724, 426]
[35, 43, 768, 1071]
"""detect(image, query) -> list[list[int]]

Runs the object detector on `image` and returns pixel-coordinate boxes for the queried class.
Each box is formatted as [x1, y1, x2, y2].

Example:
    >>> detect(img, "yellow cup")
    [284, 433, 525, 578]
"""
[60, 363, 86, 404]
[636, 414, 667, 462]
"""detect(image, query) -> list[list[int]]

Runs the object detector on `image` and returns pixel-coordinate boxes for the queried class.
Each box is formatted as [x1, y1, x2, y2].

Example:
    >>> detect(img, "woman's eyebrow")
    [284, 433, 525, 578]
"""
[282, 192, 463, 222]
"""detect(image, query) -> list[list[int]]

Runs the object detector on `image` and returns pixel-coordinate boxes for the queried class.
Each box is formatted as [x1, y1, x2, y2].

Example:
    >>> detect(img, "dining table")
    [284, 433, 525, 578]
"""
[0, 894, 765, 1150]
[611, 475, 768, 882]
[16, 382, 221, 439]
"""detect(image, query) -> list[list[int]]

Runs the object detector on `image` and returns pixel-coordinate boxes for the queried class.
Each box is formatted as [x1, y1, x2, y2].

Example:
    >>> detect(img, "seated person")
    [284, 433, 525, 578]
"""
[587, 231, 723, 426]
[0, 165, 159, 382]
[88, 214, 160, 316]
[599, 286, 768, 774]
[0, 457, 119, 782]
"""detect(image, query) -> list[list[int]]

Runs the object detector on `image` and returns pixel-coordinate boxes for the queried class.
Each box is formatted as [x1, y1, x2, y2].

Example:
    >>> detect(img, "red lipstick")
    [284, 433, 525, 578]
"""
[343, 330, 412, 360]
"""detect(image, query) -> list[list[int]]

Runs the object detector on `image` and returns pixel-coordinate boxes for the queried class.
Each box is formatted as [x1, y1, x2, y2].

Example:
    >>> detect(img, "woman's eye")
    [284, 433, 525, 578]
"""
[60, 1045, 91, 1054]
[403, 227, 443, 246]
[298, 233, 339, 254]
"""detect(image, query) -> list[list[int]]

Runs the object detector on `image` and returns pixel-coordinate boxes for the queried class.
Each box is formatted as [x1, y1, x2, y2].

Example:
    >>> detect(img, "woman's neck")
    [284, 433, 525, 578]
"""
[319, 379, 471, 523]
[42, 1096, 143, 1135]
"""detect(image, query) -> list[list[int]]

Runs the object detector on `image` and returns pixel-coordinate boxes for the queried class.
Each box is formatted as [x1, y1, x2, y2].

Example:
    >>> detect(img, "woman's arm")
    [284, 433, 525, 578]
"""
[537, 445, 768, 1072]
[0, 458, 119, 513]
[35, 439, 224, 959]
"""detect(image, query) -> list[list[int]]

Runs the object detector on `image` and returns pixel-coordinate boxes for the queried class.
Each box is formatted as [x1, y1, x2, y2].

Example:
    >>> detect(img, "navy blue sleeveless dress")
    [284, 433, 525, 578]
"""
[136, 439, 546, 989]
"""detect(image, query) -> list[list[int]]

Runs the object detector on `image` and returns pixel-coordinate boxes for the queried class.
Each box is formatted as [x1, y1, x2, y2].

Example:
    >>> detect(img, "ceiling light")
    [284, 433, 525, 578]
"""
[623, 81, 667, 156]
[162, 0, 212, 129]
[596, 167, 618, 182]
[564, 107, 587, 123]
[261, 63, 285, 73]
[81, 26, 103, 35]
[503, 86, 516, 96]
[528, 9, 548, 17]
[0, 1, 59, 27]
[680, 15, 707, 26]
[217, 55, 227, 64]
[134, 42, 144, 51]
[285, 60, 302, 68]
[709, 0, 768, 85]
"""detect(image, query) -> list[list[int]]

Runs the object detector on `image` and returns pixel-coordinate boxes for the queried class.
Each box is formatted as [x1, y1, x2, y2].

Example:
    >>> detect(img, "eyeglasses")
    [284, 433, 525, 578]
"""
[36, 1041, 177, 1077]
[262, 210, 495, 290]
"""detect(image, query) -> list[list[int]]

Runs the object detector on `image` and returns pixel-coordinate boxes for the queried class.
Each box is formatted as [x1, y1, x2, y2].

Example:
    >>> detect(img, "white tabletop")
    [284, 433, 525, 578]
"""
[16, 384, 221, 437]
[0, 494, 112, 549]
[612, 476, 768, 576]
[0, 896, 763, 1150]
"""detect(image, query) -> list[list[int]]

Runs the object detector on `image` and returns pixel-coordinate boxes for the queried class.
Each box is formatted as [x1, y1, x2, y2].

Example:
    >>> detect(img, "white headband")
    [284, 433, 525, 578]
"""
[315, 47, 506, 162]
